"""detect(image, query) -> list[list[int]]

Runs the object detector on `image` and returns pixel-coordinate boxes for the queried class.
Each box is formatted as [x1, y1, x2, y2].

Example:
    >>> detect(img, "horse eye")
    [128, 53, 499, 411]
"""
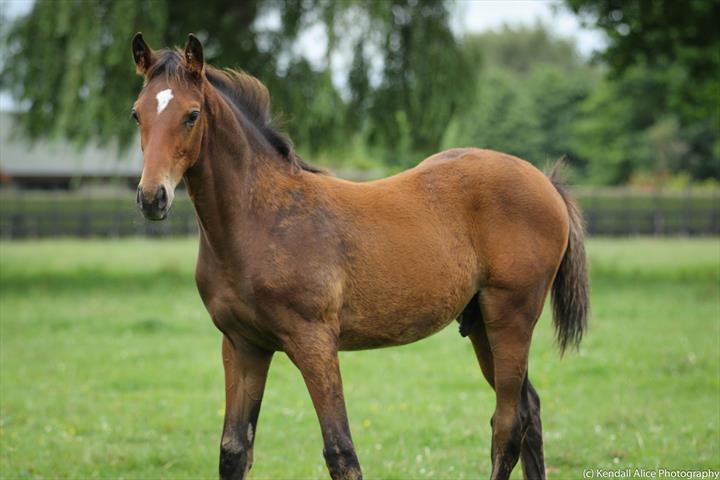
[186, 110, 200, 125]
[131, 110, 140, 125]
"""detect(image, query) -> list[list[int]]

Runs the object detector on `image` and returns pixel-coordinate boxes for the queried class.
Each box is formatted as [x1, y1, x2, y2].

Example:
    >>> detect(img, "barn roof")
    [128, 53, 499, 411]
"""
[0, 113, 143, 178]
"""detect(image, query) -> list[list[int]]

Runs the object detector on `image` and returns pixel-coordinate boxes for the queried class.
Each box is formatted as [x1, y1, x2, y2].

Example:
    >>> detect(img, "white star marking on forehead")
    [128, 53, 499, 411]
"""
[155, 89, 173, 114]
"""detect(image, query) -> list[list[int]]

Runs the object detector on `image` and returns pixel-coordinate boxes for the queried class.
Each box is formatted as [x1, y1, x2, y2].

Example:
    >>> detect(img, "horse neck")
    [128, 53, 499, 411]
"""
[183, 87, 303, 262]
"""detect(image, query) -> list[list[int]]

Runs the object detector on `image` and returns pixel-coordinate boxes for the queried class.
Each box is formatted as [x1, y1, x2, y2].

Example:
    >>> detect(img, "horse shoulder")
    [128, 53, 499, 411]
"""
[246, 205, 347, 325]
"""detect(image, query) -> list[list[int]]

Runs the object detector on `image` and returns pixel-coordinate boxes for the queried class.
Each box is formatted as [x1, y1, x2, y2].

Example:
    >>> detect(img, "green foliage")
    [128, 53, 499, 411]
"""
[566, 0, 720, 181]
[0, 0, 336, 150]
[571, 63, 718, 184]
[570, 66, 656, 184]
[269, 59, 347, 153]
[567, 0, 719, 116]
[1, 239, 718, 477]
[442, 68, 543, 161]
[1, 0, 472, 166]
[359, 0, 474, 166]
[460, 23, 583, 75]
[446, 13, 718, 185]
[346, 39, 370, 132]
[1, 0, 166, 147]
[2, 2, 718, 185]
[442, 26, 597, 175]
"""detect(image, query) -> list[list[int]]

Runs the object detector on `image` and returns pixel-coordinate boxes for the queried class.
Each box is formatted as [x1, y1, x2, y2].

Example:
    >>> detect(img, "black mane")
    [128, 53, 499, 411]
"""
[146, 50, 324, 174]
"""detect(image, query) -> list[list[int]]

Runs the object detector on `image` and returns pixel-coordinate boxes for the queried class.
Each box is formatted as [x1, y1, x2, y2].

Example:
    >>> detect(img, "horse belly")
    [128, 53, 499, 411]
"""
[338, 310, 461, 350]
[337, 249, 477, 350]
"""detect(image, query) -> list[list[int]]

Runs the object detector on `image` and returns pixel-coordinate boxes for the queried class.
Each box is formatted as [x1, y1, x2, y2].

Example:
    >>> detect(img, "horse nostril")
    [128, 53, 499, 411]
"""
[156, 185, 168, 210]
[136, 186, 142, 206]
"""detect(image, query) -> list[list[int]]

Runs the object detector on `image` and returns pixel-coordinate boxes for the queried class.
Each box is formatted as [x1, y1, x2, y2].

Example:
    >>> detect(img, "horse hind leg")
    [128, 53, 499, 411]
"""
[519, 376, 545, 480]
[464, 288, 547, 480]
[468, 329, 546, 479]
[461, 294, 499, 471]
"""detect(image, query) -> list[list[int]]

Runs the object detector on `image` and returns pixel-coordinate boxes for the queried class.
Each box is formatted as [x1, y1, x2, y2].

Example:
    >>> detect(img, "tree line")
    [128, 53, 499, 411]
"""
[1, 0, 717, 185]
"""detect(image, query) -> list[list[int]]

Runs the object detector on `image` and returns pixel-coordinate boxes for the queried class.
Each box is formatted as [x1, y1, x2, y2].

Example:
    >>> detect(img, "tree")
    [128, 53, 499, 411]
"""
[346, 39, 370, 132]
[460, 23, 584, 76]
[362, 0, 475, 166]
[442, 25, 596, 175]
[1, 0, 471, 169]
[566, 0, 720, 180]
[0, 0, 274, 149]
[570, 63, 716, 184]
[442, 68, 542, 162]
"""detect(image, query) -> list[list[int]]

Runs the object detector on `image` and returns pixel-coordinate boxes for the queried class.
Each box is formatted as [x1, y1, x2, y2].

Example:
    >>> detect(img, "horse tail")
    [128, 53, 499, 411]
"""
[547, 159, 590, 355]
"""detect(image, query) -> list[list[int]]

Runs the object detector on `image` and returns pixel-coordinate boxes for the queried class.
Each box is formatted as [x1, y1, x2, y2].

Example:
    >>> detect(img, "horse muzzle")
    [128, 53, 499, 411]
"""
[137, 184, 172, 221]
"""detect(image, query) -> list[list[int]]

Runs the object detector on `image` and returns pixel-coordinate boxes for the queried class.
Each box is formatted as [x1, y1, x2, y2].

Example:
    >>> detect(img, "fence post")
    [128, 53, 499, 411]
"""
[653, 188, 663, 236]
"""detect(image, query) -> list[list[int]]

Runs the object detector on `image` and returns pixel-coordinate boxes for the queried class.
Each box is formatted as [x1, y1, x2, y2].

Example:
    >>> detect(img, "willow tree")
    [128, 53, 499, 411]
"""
[2, 0, 472, 165]
[0, 0, 275, 149]
[364, 0, 475, 164]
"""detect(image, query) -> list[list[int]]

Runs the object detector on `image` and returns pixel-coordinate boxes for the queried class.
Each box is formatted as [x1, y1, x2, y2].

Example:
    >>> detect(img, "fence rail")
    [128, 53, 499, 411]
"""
[1, 188, 718, 238]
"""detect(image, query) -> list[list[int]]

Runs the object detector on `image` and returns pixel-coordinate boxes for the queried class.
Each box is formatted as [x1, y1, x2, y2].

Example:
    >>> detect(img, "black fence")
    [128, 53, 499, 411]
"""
[575, 187, 720, 236]
[1, 188, 718, 238]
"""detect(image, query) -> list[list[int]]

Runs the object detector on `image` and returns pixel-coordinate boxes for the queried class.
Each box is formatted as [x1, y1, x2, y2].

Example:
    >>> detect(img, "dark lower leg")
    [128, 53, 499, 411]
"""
[220, 402, 261, 479]
[322, 425, 361, 480]
[220, 445, 248, 480]
[490, 407, 524, 480]
[520, 378, 546, 480]
[219, 337, 273, 480]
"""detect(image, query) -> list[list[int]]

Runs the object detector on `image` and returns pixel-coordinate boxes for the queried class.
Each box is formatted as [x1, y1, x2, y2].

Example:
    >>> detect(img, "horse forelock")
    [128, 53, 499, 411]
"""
[145, 50, 190, 88]
[145, 49, 324, 174]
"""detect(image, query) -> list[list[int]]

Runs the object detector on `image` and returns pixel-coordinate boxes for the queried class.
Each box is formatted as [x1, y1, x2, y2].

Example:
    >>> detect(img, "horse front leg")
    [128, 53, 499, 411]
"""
[219, 336, 273, 480]
[284, 326, 362, 480]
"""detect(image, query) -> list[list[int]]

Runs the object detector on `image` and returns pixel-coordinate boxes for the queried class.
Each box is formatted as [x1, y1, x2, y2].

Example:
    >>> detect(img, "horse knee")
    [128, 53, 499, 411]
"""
[220, 442, 250, 480]
[323, 445, 362, 480]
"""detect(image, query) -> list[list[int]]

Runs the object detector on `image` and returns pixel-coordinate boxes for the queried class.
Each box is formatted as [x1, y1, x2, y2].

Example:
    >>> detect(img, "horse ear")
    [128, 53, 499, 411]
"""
[132, 32, 156, 76]
[184, 33, 204, 78]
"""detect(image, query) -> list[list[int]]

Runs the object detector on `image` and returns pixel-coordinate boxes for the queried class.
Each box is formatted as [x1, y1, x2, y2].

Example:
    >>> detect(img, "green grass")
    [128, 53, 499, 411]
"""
[1, 238, 718, 479]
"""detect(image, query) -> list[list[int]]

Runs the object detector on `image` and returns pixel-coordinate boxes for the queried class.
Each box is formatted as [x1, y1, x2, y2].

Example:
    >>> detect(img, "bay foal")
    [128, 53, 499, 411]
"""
[131, 33, 589, 480]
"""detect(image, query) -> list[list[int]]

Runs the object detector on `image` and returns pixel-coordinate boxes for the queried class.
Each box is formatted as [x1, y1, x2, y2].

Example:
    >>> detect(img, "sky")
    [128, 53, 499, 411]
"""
[1, 0, 33, 18]
[452, 0, 605, 55]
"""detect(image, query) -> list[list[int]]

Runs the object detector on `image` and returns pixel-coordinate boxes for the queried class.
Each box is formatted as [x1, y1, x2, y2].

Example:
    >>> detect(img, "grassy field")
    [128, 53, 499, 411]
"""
[1, 238, 718, 479]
